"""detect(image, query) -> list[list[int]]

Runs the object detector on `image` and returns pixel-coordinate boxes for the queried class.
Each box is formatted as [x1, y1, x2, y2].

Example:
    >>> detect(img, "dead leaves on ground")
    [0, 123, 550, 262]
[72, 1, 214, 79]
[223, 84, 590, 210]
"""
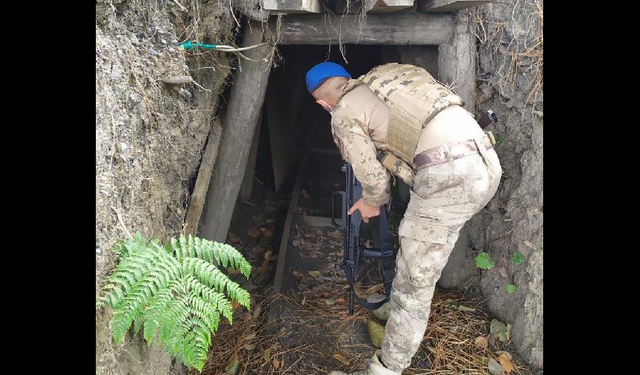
[228, 232, 241, 243]
[474, 336, 489, 349]
[301, 189, 310, 199]
[499, 352, 514, 373]
[333, 353, 350, 366]
[248, 227, 261, 237]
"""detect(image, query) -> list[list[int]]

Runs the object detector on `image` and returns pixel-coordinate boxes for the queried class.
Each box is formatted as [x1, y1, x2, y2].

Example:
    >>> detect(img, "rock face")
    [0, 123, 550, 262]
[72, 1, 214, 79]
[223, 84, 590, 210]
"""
[95, 1, 234, 373]
[438, 0, 543, 369]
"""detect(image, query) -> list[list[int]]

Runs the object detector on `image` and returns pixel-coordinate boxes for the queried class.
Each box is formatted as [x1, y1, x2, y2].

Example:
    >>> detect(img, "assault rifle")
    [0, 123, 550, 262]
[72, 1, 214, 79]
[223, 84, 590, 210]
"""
[331, 163, 395, 315]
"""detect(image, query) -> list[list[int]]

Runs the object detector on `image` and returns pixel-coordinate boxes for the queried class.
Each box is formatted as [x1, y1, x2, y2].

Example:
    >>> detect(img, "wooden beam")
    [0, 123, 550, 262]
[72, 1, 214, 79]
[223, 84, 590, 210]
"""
[199, 21, 274, 243]
[271, 154, 308, 294]
[272, 13, 454, 45]
[368, 0, 415, 12]
[335, 0, 415, 13]
[239, 110, 263, 202]
[418, 0, 492, 13]
[438, 13, 475, 112]
[263, 0, 323, 14]
[182, 118, 223, 237]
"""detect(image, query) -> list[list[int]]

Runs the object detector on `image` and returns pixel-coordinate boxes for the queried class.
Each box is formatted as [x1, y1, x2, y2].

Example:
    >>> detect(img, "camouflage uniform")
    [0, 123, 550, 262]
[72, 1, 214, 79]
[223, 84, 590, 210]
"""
[330, 64, 502, 373]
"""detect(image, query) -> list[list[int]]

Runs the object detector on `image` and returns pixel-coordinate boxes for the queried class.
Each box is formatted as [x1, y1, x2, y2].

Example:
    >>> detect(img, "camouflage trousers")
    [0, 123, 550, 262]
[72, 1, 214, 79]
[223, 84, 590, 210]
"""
[380, 140, 502, 372]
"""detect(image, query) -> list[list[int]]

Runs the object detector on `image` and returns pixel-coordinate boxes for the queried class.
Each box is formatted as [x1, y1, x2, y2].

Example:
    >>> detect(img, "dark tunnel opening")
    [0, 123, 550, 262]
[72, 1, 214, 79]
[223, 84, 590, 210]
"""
[253, 43, 439, 195]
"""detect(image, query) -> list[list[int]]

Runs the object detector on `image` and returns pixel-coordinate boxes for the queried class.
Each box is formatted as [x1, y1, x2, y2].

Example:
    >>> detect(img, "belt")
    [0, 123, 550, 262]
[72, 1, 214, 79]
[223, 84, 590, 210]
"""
[413, 134, 494, 171]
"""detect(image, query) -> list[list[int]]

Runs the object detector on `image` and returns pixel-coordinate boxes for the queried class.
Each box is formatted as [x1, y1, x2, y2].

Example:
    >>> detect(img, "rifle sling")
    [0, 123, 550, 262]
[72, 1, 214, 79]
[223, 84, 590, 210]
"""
[343, 204, 395, 311]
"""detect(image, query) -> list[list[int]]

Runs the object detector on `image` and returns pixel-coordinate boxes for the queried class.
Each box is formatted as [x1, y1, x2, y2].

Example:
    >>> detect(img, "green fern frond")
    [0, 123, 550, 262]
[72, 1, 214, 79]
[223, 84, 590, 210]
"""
[144, 280, 180, 343]
[184, 275, 232, 324]
[98, 234, 251, 372]
[180, 257, 250, 309]
[168, 234, 252, 279]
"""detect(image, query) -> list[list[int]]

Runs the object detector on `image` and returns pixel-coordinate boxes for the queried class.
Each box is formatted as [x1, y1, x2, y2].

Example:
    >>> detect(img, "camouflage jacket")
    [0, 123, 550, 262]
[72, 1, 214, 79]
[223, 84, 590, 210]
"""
[329, 64, 463, 206]
[330, 80, 392, 206]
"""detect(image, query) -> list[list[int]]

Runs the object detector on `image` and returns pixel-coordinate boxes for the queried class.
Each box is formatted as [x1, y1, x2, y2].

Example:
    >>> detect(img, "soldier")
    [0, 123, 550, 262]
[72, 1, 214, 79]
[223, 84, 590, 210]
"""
[305, 62, 503, 375]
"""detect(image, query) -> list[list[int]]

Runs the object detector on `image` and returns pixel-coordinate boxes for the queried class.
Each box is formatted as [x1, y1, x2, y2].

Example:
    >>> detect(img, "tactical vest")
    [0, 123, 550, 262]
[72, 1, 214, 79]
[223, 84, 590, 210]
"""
[356, 63, 464, 164]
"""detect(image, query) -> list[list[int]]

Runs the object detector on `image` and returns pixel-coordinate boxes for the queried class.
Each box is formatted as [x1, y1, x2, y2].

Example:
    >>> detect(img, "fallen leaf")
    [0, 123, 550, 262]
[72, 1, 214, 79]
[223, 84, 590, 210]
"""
[252, 305, 262, 318]
[264, 250, 277, 261]
[265, 218, 275, 224]
[308, 271, 322, 277]
[333, 353, 350, 366]
[254, 259, 270, 276]
[225, 359, 241, 375]
[273, 357, 280, 369]
[263, 349, 270, 362]
[243, 343, 256, 351]
[499, 353, 514, 373]
[252, 214, 263, 222]
[228, 233, 240, 243]
[301, 296, 306, 306]
[475, 336, 488, 349]
[324, 299, 335, 305]
[335, 298, 346, 304]
[301, 189, 310, 199]
[490, 319, 511, 343]
[264, 205, 276, 213]
[367, 320, 385, 348]
[248, 228, 261, 237]
[499, 267, 508, 278]
[244, 333, 256, 341]
[231, 301, 239, 309]
[260, 227, 273, 237]
[488, 358, 504, 375]
[293, 269, 304, 278]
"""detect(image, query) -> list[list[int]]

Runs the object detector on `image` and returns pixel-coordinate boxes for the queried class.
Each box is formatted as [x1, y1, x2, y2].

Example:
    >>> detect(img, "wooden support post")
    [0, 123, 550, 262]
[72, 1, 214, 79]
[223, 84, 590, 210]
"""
[239, 110, 263, 202]
[438, 12, 476, 112]
[418, 0, 493, 13]
[263, 0, 323, 13]
[199, 21, 274, 243]
[182, 118, 223, 237]
[271, 13, 454, 45]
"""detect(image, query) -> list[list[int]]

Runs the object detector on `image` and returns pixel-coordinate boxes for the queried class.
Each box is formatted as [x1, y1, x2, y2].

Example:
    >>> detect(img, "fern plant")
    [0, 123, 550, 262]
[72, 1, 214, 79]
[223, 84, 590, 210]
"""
[96, 233, 251, 371]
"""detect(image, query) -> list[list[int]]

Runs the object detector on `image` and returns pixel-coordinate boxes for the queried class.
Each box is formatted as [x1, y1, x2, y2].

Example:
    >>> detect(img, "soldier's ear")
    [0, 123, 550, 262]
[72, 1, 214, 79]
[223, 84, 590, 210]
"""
[316, 99, 332, 113]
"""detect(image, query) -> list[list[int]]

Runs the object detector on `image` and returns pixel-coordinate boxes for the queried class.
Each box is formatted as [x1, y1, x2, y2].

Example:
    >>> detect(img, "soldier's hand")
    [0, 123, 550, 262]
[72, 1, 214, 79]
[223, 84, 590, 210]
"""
[347, 198, 380, 223]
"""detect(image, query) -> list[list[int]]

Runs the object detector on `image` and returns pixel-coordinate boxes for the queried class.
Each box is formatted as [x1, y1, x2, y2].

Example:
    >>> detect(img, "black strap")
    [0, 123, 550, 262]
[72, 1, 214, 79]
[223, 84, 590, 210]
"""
[343, 203, 395, 311]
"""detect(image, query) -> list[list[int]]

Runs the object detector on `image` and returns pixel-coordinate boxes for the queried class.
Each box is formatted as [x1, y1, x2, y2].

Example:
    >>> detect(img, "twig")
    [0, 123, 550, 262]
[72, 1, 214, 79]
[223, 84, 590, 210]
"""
[172, 0, 187, 12]
[229, 0, 241, 29]
[191, 79, 211, 92]
[111, 206, 133, 240]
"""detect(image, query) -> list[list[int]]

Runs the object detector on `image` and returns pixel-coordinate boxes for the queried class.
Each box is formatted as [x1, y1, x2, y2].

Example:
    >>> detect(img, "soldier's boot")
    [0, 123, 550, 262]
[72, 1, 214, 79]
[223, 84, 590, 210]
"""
[328, 351, 400, 375]
[367, 293, 392, 321]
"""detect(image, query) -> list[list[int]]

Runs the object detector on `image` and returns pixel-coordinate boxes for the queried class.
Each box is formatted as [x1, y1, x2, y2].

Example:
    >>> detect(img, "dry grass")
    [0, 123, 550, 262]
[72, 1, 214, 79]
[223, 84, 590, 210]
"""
[471, 0, 543, 106]
[200, 288, 532, 375]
